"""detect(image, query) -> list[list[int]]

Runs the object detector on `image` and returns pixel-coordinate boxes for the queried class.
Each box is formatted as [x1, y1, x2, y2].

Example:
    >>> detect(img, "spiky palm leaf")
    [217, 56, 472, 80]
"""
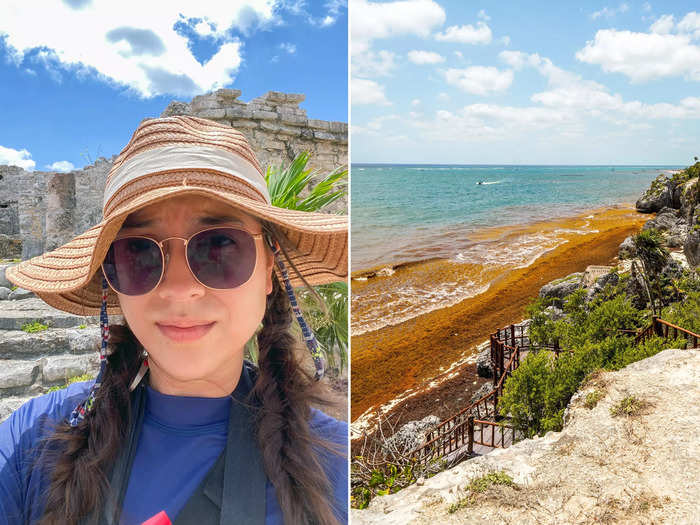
[265, 151, 348, 373]
[265, 151, 347, 213]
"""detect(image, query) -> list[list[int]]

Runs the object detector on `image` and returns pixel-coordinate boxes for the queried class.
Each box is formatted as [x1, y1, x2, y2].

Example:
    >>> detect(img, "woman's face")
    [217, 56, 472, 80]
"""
[114, 194, 273, 397]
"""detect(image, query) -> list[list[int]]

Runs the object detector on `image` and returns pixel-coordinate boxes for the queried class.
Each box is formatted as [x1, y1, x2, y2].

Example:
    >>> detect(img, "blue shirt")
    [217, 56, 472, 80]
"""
[0, 380, 348, 524]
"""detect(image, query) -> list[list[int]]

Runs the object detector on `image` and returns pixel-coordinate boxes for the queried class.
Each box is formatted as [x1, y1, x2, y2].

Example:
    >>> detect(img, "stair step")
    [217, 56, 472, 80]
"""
[0, 327, 101, 359]
[0, 297, 121, 330]
[0, 354, 99, 396]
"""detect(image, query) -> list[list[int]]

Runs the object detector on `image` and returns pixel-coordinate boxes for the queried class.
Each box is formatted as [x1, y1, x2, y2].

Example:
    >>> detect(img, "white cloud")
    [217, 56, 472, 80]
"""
[444, 66, 513, 95]
[46, 160, 75, 172]
[407, 50, 444, 64]
[0, 1, 279, 97]
[576, 26, 700, 82]
[678, 11, 700, 38]
[435, 21, 492, 44]
[591, 3, 629, 20]
[353, 49, 397, 77]
[320, 15, 335, 26]
[500, 35, 511, 46]
[643, 2, 652, 13]
[650, 14, 674, 34]
[411, 98, 421, 106]
[352, 0, 445, 55]
[477, 10, 490, 21]
[438, 92, 450, 102]
[279, 42, 296, 54]
[352, 77, 391, 105]
[0, 145, 35, 170]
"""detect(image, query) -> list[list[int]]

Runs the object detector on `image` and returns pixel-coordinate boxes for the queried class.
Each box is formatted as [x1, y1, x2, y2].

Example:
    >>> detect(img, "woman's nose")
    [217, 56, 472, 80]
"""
[157, 239, 206, 301]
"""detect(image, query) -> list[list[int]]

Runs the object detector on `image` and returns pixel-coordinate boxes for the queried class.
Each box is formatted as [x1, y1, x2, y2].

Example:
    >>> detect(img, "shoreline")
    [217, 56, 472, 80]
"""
[350, 204, 650, 424]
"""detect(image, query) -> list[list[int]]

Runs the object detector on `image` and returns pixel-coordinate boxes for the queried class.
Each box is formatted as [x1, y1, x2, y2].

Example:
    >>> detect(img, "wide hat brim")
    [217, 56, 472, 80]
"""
[6, 184, 347, 316]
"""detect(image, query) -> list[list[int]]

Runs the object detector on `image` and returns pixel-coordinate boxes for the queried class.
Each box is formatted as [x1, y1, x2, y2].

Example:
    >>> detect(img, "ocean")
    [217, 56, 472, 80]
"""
[351, 164, 682, 335]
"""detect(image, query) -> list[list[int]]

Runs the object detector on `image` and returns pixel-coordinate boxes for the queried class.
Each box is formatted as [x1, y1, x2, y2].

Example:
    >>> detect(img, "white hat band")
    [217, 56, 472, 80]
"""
[103, 144, 271, 209]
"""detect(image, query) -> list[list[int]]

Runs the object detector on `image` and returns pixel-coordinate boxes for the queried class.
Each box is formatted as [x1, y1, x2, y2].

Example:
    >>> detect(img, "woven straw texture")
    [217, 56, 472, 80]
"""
[6, 116, 347, 316]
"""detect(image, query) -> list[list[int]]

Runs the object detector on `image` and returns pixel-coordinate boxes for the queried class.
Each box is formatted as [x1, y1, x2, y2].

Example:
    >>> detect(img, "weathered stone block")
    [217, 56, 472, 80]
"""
[67, 328, 101, 354]
[160, 101, 192, 117]
[42, 354, 91, 383]
[259, 122, 301, 136]
[225, 106, 253, 119]
[9, 288, 33, 300]
[329, 121, 348, 134]
[0, 235, 21, 260]
[228, 119, 258, 129]
[196, 108, 227, 120]
[0, 360, 40, 389]
[0, 330, 70, 359]
[279, 113, 307, 126]
[0, 287, 10, 299]
[313, 130, 337, 141]
[308, 119, 331, 131]
[252, 110, 278, 121]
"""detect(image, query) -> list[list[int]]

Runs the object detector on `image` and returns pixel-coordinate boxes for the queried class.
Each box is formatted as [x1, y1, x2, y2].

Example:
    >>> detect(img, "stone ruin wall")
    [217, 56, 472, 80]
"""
[0, 90, 347, 260]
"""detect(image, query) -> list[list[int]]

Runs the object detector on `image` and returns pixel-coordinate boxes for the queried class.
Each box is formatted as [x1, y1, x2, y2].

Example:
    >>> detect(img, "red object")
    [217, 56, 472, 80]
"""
[141, 510, 172, 525]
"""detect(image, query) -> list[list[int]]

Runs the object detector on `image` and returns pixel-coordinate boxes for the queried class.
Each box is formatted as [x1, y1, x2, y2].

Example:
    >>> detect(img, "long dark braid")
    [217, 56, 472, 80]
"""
[35, 324, 144, 524]
[252, 274, 341, 525]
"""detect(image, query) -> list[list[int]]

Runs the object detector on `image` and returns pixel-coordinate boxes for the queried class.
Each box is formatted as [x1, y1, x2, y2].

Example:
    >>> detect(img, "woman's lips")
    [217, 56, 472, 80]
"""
[156, 322, 216, 342]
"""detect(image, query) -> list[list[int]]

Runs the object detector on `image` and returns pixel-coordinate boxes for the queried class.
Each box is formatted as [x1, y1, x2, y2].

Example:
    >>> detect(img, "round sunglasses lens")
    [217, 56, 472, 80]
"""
[103, 238, 163, 295]
[187, 228, 257, 289]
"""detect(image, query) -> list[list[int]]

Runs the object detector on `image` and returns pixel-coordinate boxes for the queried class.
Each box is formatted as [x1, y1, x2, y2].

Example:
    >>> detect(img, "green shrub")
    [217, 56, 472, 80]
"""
[21, 321, 49, 333]
[447, 471, 515, 513]
[661, 290, 700, 335]
[612, 335, 687, 370]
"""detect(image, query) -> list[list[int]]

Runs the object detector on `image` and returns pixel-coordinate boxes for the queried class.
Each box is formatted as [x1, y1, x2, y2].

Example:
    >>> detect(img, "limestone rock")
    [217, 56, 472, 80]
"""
[538, 273, 583, 307]
[684, 227, 700, 268]
[0, 287, 10, 300]
[382, 415, 441, 455]
[636, 173, 674, 213]
[42, 354, 94, 384]
[0, 360, 40, 390]
[586, 271, 620, 302]
[618, 235, 635, 260]
[8, 287, 33, 300]
[476, 349, 493, 378]
[642, 208, 689, 248]
[352, 350, 700, 524]
[679, 177, 699, 222]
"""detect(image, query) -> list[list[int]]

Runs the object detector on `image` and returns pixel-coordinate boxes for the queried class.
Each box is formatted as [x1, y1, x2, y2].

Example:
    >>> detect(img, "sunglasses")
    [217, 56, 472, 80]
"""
[101, 227, 265, 296]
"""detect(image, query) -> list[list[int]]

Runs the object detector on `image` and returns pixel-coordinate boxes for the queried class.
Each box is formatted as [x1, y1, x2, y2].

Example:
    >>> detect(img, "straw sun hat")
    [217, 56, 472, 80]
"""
[6, 115, 348, 316]
[6, 116, 347, 424]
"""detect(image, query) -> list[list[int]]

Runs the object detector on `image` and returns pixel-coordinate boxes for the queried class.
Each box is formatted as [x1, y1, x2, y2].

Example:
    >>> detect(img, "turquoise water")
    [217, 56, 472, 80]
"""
[352, 165, 681, 271]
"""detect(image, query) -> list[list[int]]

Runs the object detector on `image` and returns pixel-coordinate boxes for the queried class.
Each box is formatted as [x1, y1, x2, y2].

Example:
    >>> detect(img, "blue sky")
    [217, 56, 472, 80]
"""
[351, 0, 700, 164]
[0, 0, 347, 172]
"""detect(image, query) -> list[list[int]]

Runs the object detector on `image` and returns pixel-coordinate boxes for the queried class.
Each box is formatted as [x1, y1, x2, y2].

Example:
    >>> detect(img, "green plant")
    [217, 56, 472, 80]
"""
[46, 373, 94, 393]
[265, 151, 347, 213]
[610, 395, 650, 417]
[584, 390, 604, 409]
[264, 152, 349, 373]
[78, 324, 87, 330]
[299, 281, 348, 373]
[21, 321, 49, 333]
[632, 229, 669, 316]
[10, 285, 18, 291]
[447, 471, 515, 513]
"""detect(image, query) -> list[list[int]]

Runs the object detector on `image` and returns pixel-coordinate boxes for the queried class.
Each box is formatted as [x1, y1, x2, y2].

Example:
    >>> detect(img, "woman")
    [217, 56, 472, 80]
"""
[0, 116, 348, 524]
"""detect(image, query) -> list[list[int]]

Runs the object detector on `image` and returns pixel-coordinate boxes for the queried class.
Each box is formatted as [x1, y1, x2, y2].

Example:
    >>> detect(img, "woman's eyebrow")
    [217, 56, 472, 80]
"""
[121, 214, 244, 229]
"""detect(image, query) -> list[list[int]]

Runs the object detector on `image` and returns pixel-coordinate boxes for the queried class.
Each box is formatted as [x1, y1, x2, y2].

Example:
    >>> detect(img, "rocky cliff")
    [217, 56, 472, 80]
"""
[352, 349, 700, 524]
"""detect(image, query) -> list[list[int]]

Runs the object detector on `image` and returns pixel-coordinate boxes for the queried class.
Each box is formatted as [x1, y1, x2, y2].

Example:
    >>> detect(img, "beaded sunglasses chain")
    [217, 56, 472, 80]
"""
[68, 245, 326, 427]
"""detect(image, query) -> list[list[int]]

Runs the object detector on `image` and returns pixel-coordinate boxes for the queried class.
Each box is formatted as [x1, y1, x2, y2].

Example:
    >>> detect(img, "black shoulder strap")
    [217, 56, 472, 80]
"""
[173, 398, 266, 525]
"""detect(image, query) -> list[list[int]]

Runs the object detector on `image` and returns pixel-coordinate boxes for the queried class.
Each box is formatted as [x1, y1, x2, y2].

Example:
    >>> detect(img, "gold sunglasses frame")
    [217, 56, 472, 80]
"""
[101, 226, 265, 296]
